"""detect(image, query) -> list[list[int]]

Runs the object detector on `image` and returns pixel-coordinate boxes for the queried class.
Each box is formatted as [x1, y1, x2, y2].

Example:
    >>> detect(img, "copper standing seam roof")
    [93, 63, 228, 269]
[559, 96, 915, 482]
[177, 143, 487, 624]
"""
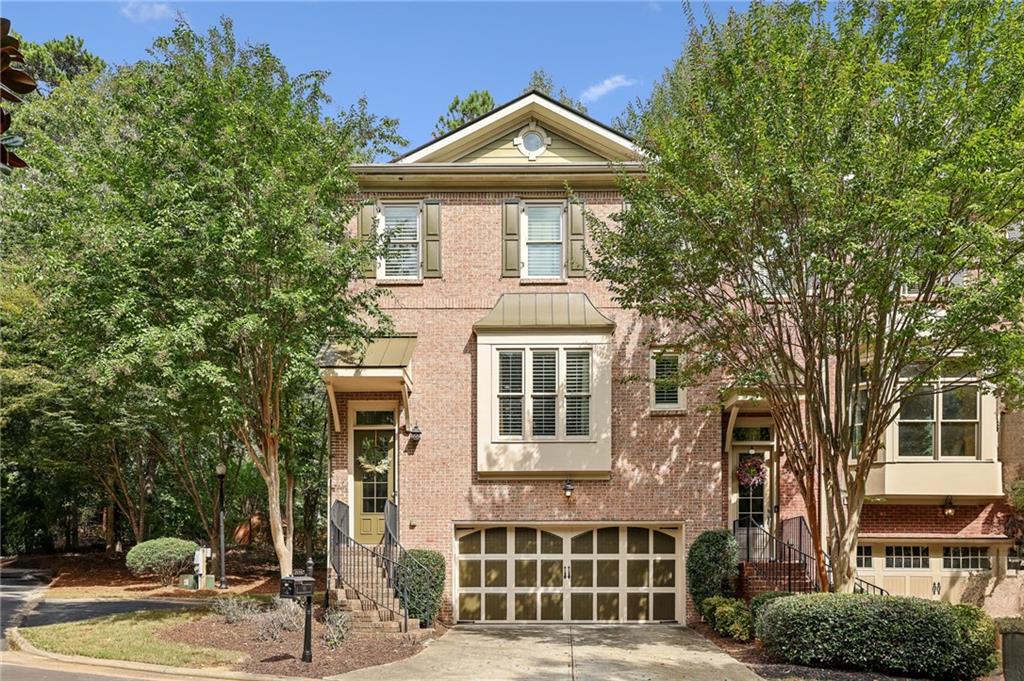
[473, 293, 615, 332]
[317, 334, 417, 368]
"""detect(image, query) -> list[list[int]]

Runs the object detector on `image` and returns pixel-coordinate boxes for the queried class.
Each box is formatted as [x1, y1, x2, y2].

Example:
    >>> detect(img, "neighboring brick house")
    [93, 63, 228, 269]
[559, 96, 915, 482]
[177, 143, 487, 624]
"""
[320, 91, 1023, 625]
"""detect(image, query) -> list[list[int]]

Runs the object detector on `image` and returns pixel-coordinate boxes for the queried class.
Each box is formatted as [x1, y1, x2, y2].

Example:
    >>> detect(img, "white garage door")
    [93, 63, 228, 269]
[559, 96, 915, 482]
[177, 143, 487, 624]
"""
[455, 525, 681, 623]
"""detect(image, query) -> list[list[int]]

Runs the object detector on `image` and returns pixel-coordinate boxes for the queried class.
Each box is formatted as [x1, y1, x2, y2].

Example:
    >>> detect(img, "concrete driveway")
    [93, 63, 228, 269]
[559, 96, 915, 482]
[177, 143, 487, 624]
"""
[333, 625, 763, 681]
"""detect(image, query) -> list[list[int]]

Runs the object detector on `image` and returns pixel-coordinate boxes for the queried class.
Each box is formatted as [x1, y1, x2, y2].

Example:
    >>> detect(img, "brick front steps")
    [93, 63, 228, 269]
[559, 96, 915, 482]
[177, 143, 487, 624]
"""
[739, 562, 814, 598]
[332, 587, 434, 642]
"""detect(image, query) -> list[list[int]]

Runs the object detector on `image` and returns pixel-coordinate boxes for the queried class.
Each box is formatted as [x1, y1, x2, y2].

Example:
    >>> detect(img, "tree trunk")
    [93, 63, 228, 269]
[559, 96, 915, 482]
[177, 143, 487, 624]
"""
[104, 498, 116, 555]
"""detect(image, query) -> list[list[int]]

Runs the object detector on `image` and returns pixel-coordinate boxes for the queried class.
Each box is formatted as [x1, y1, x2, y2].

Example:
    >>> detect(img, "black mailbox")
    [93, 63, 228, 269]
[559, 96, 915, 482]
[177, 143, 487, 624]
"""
[280, 575, 314, 599]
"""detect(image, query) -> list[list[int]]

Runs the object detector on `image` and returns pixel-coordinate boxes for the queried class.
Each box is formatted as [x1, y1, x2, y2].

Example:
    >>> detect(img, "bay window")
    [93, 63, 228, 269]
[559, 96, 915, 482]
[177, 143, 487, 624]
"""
[495, 347, 591, 440]
[897, 380, 979, 460]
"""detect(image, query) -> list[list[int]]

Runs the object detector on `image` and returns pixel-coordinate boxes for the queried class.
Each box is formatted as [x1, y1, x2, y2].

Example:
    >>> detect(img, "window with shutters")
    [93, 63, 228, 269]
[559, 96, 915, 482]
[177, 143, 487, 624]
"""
[649, 352, 685, 411]
[521, 204, 564, 279]
[378, 204, 421, 279]
[494, 347, 592, 441]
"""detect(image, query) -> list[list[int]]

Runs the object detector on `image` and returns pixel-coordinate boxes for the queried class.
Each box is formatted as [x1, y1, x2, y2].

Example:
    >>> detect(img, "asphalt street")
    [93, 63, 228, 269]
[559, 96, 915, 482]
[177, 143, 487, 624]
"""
[0, 569, 50, 650]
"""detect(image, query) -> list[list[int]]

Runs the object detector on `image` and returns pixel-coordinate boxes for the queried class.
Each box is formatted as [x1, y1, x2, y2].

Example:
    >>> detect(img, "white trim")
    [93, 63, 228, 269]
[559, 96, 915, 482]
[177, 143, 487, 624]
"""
[397, 94, 639, 164]
[520, 202, 566, 281]
[649, 352, 686, 412]
[513, 121, 552, 161]
[376, 202, 422, 281]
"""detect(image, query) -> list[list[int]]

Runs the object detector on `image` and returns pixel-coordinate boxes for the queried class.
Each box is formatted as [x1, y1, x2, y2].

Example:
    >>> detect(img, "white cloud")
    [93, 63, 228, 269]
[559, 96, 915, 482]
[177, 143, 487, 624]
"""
[120, 2, 173, 23]
[581, 74, 637, 103]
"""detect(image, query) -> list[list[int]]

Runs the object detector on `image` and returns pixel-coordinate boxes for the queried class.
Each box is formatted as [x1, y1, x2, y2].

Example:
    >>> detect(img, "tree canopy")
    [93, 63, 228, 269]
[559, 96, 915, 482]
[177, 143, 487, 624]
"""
[524, 68, 587, 113]
[434, 89, 494, 137]
[592, 0, 1024, 589]
[2, 18, 402, 573]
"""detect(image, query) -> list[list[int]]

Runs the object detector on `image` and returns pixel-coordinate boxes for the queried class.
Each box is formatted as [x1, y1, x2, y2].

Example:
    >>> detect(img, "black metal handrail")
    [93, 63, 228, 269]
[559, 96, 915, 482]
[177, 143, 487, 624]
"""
[733, 517, 888, 596]
[329, 500, 409, 631]
[780, 516, 888, 596]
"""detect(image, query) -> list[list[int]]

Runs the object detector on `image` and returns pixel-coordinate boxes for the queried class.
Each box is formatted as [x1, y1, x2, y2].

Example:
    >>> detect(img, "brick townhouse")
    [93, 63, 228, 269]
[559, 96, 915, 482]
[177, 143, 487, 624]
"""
[319, 91, 1023, 626]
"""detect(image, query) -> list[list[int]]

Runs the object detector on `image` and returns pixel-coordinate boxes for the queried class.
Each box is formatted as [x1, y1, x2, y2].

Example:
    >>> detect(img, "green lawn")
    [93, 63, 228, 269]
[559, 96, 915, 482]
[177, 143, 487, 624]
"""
[19, 610, 243, 668]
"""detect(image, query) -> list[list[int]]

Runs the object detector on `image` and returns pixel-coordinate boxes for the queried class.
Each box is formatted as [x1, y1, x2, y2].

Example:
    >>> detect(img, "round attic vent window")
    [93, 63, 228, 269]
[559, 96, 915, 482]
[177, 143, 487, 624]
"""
[514, 123, 551, 160]
[522, 131, 544, 153]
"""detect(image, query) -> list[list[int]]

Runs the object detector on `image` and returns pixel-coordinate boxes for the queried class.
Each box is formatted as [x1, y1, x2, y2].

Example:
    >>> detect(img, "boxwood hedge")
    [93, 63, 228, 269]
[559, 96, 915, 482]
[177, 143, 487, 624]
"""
[756, 593, 997, 681]
[398, 549, 445, 626]
[687, 529, 738, 612]
[750, 591, 793, 623]
[125, 537, 197, 586]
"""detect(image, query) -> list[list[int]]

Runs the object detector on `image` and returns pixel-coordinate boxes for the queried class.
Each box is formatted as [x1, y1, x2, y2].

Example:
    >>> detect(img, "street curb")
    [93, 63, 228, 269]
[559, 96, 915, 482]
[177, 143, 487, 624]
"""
[7, 627, 300, 681]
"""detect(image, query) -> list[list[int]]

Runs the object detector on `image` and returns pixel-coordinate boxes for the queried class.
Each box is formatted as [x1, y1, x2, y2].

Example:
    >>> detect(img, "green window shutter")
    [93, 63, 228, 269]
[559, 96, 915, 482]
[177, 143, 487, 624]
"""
[566, 199, 586, 277]
[423, 199, 442, 278]
[358, 202, 378, 279]
[502, 199, 521, 278]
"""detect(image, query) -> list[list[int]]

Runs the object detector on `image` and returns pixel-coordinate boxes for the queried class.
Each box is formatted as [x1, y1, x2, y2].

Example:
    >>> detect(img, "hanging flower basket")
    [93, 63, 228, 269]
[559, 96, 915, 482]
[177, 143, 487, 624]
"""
[737, 457, 767, 487]
[357, 437, 390, 475]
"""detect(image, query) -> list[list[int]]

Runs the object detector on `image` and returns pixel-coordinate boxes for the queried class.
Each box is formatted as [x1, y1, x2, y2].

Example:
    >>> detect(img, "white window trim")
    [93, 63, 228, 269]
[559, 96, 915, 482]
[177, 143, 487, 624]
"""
[520, 202, 565, 281]
[649, 352, 686, 412]
[884, 545, 931, 570]
[513, 121, 552, 161]
[492, 345, 594, 443]
[895, 378, 980, 461]
[376, 202, 422, 281]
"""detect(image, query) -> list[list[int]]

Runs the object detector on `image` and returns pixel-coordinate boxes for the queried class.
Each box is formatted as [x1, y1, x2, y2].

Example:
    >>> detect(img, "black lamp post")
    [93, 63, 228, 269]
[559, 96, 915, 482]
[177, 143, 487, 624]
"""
[216, 462, 227, 589]
[302, 557, 314, 663]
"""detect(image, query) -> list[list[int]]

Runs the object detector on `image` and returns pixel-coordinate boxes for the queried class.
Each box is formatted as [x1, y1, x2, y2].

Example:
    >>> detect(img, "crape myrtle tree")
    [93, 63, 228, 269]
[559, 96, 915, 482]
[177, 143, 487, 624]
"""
[5, 18, 401, 575]
[591, 0, 1024, 591]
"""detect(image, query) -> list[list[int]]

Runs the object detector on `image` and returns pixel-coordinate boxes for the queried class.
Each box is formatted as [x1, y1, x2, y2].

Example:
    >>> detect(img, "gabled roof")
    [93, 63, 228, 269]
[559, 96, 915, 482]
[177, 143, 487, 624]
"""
[394, 90, 639, 165]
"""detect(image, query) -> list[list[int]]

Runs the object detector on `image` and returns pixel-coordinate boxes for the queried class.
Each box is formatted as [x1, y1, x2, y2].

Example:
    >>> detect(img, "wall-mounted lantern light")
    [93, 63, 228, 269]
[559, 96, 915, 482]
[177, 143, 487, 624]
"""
[563, 479, 575, 498]
[409, 425, 422, 442]
[942, 496, 956, 518]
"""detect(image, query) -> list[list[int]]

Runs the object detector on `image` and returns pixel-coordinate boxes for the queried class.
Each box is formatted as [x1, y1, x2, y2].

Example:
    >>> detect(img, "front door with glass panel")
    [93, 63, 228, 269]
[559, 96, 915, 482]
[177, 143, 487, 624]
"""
[352, 409, 396, 544]
[455, 525, 680, 623]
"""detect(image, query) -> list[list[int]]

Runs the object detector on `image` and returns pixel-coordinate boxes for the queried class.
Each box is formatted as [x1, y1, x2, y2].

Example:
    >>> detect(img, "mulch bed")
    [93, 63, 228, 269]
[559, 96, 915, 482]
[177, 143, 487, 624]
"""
[692, 623, 1005, 681]
[160, 609, 426, 678]
[9, 549, 326, 599]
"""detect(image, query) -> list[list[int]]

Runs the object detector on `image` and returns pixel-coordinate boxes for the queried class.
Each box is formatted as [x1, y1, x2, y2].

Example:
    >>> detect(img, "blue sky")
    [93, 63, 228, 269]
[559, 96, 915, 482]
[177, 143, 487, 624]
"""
[6, 1, 744, 153]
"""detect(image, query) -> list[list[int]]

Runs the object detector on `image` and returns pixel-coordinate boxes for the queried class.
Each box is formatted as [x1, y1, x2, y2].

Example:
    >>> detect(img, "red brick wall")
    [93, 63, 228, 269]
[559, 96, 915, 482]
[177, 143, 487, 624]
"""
[328, 190, 729, 622]
[858, 503, 1012, 538]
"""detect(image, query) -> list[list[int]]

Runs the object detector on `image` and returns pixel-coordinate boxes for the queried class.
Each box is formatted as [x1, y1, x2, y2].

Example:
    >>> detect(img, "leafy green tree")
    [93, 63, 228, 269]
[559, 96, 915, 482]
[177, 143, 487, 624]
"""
[524, 68, 587, 113]
[433, 89, 494, 137]
[591, 0, 1024, 591]
[4, 18, 402, 574]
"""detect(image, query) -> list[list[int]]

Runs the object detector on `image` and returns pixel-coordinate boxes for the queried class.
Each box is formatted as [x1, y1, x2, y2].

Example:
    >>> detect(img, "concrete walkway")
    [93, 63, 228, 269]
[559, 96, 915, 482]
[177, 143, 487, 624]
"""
[333, 624, 764, 681]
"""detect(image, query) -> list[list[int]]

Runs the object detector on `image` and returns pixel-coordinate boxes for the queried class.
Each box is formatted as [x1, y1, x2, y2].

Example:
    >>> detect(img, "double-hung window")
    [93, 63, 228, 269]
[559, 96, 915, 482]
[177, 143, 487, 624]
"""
[495, 347, 591, 440]
[521, 204, 563, 279]
[498, 351, 525, 437]
[379, 204, 420, 279]
[897, 380, 979, 459]
[565, 351, 591, 437]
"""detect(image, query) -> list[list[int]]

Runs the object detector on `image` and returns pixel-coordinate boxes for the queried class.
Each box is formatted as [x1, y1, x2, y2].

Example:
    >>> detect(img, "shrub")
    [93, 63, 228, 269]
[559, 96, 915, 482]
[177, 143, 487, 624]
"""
[322, 608, 352, 648]
[687, 529, 738, 613]
[254, 597, 303, 642]
[701, 595, 730, 630]
[710, 598, 753, 642]
[398, 549, 445, 626]
[756, 593, 998, 680]
[125, 538, 197, 586]
[750, 591, 793, 624]
[211, 596, 259, 623]
[996, 616, 1024, 634]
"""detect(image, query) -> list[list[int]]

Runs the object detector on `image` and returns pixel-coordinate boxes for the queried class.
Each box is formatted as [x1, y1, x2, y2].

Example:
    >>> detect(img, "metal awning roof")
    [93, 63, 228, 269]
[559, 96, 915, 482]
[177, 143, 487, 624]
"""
[473, 293, 614, 332]
[318, 335, 417, 369]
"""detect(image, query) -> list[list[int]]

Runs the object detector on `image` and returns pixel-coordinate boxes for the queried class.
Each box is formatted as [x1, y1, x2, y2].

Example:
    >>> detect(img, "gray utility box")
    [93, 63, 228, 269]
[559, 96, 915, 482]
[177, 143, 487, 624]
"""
[280, 575, 315, 599]
[1005, 631, 1023, 681]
